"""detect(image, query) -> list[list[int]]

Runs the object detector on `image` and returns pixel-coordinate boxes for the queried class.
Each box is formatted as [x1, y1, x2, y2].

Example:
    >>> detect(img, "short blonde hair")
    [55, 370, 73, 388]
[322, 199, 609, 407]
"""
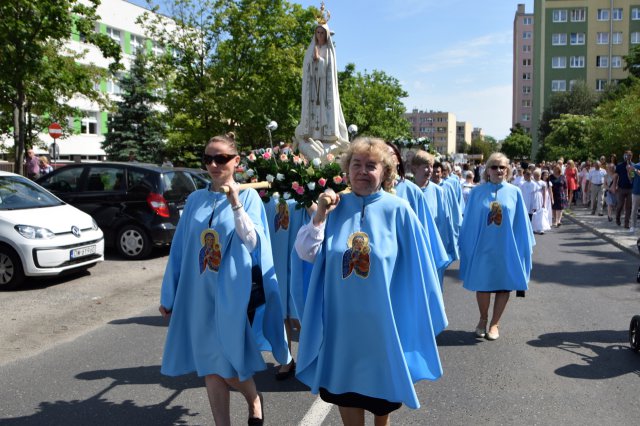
[482, 152, 513, 182]
[341, 137, 397, 192]
[410, 150, 434, 169]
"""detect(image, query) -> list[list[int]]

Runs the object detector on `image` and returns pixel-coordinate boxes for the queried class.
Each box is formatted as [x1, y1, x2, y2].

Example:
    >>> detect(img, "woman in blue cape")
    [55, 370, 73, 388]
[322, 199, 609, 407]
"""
[294, 137, 446, 425]
[159, 133, 290, 425]
[458, 152, 535, 341]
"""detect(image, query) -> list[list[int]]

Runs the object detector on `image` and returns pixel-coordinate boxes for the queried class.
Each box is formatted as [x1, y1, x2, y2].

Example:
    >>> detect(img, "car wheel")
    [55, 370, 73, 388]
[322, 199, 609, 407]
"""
[630, 315, 640, 353]
[0, 247, 25, 291]
[116, 224, 152, 260]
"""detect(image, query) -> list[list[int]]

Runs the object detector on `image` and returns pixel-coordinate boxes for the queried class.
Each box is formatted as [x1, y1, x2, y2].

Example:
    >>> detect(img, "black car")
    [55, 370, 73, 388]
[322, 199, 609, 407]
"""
[37, 162, 210, 259]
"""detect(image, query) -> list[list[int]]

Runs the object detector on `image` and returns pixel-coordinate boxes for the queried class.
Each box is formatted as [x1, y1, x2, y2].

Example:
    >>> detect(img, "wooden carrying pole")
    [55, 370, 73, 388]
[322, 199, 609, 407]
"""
[218, 181, 271, 194]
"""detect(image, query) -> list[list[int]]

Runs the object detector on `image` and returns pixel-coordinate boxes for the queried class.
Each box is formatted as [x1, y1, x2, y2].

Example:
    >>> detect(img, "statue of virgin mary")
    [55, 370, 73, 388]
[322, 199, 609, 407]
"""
[294, 8, 349, 161]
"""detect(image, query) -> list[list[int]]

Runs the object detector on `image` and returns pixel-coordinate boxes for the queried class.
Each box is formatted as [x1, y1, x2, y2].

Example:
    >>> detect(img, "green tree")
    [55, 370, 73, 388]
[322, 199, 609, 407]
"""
[501, 132, 532, 162]
[102, 52, 165, 163]
[542, 114, 594, 162]
[0, 0, 121, 174]
[591, 79, 640, 156]
[141, 0, 316, 165]
[338, 63, 411, 141]
[468, 138, 495, 161]
[537, 80, 599, 145]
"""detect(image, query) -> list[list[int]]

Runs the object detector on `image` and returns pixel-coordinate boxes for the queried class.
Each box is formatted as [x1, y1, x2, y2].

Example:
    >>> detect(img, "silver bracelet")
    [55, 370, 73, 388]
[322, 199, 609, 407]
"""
[232, 203, 243, 211]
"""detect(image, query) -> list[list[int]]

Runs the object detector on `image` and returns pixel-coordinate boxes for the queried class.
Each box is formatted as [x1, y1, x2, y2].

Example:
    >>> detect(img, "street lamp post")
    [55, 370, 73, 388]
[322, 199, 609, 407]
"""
[266, 120, 278, 150]
[347, 124, 358, 141]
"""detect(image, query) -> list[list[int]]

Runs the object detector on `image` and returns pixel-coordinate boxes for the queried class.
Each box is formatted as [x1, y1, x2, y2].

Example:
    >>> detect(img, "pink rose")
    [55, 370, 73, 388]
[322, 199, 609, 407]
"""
[326, 153, 335, 162]
[333, 175, 343, 184]
[295, 186, 305, 195]
[259, 190, 266, 197]
[293, 155, 302, 165]
[318, 177, 327, 187]
[251, 177, 257, 183]
[280, 154, 288, 161]
[291, 181, 300, 190]
[262, 152, 271, 160]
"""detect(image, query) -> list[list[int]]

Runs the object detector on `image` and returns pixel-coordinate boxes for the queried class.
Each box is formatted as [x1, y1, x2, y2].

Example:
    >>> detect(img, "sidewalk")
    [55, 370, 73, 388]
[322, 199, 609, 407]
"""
[564, 204, 640, 258]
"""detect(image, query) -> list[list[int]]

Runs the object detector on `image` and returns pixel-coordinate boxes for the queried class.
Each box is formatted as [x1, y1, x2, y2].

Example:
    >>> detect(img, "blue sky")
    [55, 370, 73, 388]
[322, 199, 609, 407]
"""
[130, 0, 534, 139]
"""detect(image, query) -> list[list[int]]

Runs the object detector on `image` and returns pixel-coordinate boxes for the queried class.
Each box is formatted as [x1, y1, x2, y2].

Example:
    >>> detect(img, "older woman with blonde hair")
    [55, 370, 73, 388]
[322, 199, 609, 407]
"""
[295, 137, 446, 425]
[459, 153, 535, 341]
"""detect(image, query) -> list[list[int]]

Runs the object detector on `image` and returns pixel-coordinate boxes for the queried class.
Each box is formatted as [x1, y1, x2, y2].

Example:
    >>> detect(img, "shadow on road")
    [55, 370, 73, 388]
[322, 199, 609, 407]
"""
[526, 329, 640, 380]
[109, 315, 167, 327]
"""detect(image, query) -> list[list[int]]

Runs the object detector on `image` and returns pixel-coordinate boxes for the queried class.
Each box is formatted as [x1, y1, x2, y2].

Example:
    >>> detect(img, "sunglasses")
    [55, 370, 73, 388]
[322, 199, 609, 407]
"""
[203, 153, 237, 165]
[490, 165, 507, 171]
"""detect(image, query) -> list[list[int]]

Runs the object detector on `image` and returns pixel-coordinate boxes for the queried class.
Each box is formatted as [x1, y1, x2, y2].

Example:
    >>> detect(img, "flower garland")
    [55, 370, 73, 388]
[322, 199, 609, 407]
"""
[392, 136, 432, 150]
[236, 146, 348, 208]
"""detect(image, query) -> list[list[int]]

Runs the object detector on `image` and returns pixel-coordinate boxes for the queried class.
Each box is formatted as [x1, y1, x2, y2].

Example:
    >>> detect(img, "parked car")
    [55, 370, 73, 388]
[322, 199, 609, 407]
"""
[0, 171, 104, 290]
[37, 162, 210, 259]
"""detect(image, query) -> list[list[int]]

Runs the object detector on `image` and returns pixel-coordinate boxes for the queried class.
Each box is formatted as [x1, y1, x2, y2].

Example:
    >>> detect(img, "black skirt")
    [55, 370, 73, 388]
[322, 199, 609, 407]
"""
[319, 388, 402, 416]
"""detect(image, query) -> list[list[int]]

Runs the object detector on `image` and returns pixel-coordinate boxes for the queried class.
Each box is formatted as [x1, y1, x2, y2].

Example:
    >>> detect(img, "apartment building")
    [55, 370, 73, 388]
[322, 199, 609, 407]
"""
[456, 121, 473, 152]
[531, 0, 638, 156]
[404, 109, 457, 155]
[513, 3, 535, 135]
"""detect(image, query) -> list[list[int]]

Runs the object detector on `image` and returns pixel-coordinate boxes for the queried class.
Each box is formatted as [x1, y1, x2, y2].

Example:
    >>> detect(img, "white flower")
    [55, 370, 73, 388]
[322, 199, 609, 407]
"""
[283, 192, 291, 200]
[276, 173, 285, 181]
[307, 182, 316, 190]
[272, 192, 280, 199]
[246, 169, 255, 177]
[266, 174, 275, 183]
[312, 158, 322, 167]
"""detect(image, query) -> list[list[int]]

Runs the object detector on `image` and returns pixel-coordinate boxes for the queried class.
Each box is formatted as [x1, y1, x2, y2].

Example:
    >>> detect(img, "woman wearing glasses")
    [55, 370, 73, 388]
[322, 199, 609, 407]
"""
[458, 153, 535, 341]
[159, 133, 290, 425]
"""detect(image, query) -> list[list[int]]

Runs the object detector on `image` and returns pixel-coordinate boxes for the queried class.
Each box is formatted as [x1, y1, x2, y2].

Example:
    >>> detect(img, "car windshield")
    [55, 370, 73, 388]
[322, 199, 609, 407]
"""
[0, 176, 63, 210]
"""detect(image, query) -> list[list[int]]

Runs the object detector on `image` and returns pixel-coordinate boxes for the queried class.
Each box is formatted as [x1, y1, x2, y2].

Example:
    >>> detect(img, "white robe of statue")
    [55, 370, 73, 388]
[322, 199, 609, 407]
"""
[294, 24, 349, 161]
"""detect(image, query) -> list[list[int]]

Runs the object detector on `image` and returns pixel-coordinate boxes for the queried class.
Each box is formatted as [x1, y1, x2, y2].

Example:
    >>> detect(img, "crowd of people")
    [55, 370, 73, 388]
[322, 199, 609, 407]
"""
[158, 133, 538, 425]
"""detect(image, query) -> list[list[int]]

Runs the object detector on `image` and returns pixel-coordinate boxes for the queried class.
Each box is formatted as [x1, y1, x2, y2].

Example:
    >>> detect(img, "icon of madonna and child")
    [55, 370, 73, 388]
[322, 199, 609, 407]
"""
[199, 229, 222, 273]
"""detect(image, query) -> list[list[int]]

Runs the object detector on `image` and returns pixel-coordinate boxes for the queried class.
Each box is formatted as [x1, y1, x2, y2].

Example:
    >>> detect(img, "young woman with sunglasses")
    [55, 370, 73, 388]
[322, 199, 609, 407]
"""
[458, 153, 535, 341]
[159, 133, 291, 425]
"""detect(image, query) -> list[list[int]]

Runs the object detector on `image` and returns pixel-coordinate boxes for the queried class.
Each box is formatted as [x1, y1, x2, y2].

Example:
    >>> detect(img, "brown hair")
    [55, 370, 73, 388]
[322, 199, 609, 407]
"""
[207, 132, 238, 154]
[410, 150, 434, 169]
[341, 137, 397, 193]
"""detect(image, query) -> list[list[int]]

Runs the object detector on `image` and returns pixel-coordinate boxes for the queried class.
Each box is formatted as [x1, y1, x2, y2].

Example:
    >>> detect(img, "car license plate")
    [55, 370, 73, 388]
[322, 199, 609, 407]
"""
[70, 245, 96, 259]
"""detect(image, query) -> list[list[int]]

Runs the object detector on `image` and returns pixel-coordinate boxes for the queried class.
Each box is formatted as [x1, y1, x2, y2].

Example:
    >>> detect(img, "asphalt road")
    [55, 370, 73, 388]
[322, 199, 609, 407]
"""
[1, 221, 639, 425]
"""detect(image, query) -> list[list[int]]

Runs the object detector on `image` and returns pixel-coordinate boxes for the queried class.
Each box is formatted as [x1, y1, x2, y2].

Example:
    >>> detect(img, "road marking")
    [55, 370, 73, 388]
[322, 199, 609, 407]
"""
[298, 396, 332, 425]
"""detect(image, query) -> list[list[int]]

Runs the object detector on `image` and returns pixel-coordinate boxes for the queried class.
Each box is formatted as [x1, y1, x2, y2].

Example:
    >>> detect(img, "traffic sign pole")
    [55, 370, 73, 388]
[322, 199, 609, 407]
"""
[48, 123, 62, 164]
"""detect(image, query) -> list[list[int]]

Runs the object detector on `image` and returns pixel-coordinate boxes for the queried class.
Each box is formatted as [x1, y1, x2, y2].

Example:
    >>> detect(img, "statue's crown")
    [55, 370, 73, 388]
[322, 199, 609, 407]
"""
[316, 2, 330, 25]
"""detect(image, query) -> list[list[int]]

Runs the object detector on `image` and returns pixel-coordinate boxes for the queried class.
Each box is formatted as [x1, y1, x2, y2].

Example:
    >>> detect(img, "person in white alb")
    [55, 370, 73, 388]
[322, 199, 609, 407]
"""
[587, 161, 607, 216]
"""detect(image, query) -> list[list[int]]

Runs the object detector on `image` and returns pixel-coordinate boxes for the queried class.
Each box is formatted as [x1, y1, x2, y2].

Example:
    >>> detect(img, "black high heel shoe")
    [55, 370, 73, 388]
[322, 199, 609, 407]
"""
[275, 360, 296, 381]
[248, 392, 263, 425]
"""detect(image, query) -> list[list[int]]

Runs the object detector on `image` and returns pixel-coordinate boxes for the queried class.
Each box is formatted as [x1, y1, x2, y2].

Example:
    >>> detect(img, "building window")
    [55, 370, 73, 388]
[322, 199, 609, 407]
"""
[552, 10, 568, 22]
[523, 58, 532, 67]
[81, 111, 99, 135]
[596, 56, 609, 68]
[597, 32, 609, 44]
[522, 72, 532, 80]
[551, 80, 567, 92]
[523, 44, 532, 52]
[570, 32, 585, 45]
[569, 80, 577, 90]
[551, 56, 567, 68]
[570, 56, 585, 68]
[612, 8, 623, 21]
[523, 17, 533, 25]
[552, 33, 567, 45]
[521, 113, 531, 122]
[106, 78, 121, 95]
[596, 79, 607, 92]
[523, 31, 532, 39]
[597, 9, 610, 21]
[522, 99, 531, 107]
[612, 32, 623, 45]
[152, 41, 164, 57]
[611, 56, 622, 68]
[633, 7, 640, 20]
[130, 34, 145, 54]
[106, 26, 121, 45]
[571, 8, 586, 22]
[632, 32, 640, 44]
[522, 86, 531, 94]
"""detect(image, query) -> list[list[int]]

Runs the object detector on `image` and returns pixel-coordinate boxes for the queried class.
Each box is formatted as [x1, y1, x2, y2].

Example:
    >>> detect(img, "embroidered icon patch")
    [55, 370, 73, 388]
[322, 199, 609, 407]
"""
[342, 231, 371, 279]
[274, 200, 290, 232]
[487, 201, 503, 226]
[199, 229, 221, 273]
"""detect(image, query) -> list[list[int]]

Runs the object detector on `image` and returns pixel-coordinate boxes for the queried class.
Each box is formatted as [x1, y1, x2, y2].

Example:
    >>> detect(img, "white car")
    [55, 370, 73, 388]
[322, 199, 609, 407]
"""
[0, 171, 104, 290]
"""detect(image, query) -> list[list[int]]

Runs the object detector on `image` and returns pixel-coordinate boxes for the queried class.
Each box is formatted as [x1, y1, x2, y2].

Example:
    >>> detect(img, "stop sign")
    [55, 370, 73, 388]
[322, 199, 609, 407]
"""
[48, 122, 62, 139]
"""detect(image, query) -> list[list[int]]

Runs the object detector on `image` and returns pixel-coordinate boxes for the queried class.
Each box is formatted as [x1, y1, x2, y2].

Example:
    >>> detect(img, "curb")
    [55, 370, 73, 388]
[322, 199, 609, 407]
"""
[564, 213, 640, 258]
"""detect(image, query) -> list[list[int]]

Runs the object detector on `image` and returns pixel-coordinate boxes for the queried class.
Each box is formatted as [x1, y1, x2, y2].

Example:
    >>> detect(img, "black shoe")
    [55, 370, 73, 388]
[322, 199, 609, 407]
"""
[248, 393, 264, 426]
[608, 216, 613, 222]
[275, 361, 296, 381]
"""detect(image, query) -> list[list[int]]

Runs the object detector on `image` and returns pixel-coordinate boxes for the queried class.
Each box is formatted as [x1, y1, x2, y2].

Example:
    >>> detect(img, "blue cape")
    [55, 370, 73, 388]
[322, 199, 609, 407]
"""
[160, 188, 290, 381]
[458, 182, 535, 291]
[296, 191, 446, 409]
